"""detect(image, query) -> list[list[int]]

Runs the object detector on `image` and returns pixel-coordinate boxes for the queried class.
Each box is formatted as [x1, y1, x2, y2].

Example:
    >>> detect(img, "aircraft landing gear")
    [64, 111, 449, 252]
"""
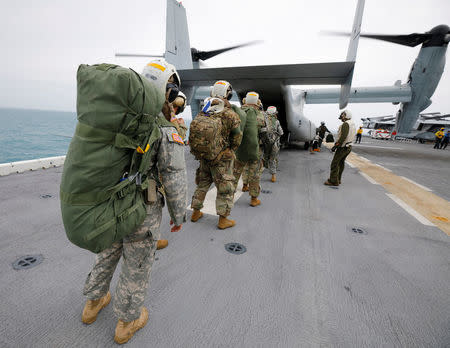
[304, 141, 310, 150]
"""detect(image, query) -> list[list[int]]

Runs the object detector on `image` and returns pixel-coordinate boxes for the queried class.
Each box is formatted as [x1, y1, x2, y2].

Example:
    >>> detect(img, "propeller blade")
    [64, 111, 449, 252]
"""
[192, 40, 262, 61]
[323, 31, 432, 47]
[359, 33, 432, 47]
[115, 53, 164, 58]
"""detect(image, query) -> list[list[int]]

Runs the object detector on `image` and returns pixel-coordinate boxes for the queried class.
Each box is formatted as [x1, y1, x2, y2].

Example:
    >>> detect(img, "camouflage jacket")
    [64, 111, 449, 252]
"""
[149, 116, 187, 225]
[218, 106, 242, 152]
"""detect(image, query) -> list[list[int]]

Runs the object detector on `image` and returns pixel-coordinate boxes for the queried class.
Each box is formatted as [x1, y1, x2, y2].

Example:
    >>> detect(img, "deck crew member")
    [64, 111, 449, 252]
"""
[440, 130, 449, 149]
[434, 127, 445, 149]
[317, 121, 330, 148]
[355, 126, 363, 143]
[324, 110, 356, 186]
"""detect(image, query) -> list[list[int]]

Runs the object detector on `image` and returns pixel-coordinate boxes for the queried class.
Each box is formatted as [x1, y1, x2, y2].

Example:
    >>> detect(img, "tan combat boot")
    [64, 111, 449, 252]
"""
[81, 292, 111, 324]
[271, 174, 276, 182]
[250, 197, 261, 207]
[114, 307, 149, 344]
[218, 216, 236, 229]
[156, 240, 168, 250]
[242, 184, 249, 192]
[191, 209, 203, 222]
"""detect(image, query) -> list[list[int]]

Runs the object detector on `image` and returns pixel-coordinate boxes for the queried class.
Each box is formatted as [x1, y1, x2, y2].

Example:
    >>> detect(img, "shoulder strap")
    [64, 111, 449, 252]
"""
[156, 115, 176, 128]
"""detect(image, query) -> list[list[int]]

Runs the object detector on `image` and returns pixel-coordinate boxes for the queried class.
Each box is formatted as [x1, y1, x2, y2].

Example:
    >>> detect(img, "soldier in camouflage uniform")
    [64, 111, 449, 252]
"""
[156, 90, 188, 251]
[191, 81, 242, 229]
[81, 59, 187, 345]
[263, 106, 284, 182]
[233, 92, 266, 207]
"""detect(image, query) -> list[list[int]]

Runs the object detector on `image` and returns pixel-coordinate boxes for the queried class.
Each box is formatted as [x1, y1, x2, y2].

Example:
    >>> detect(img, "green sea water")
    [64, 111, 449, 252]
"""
[0, 108, 77, 164]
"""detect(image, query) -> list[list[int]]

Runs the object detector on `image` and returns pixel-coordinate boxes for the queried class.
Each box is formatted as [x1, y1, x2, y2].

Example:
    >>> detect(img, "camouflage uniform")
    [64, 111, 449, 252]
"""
[234, 159, 261, 197]
[263, 114, 284, 175]
[83, 117, 187, 322]
[191, 107, 241, 216]
[242, 164, 250, 185]
[233, 106, 266, 198]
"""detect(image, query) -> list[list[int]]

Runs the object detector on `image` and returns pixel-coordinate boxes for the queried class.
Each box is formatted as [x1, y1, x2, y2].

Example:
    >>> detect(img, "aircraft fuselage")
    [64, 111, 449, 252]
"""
[396, 43, 448, 134]
[282, 86, 316, 142]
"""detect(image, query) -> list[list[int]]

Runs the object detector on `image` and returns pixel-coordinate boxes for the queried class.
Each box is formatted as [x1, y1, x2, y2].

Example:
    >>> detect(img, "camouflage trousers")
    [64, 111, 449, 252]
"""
[191, 159, 235, 217]
[233, 159, 261, 198]
[264, 142, 280, 175]
[83, 200, 162, 322]
[242, 164, 250, 185]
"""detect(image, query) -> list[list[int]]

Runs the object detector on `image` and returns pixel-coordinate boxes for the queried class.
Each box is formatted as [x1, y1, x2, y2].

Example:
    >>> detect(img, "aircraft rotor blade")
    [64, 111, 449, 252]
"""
[192, 40, 262, 61]
[323, 31, 432, 47]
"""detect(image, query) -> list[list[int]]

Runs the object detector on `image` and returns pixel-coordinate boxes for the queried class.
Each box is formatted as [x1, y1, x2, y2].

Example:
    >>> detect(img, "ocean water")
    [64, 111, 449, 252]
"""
[0, 108, 77, 164]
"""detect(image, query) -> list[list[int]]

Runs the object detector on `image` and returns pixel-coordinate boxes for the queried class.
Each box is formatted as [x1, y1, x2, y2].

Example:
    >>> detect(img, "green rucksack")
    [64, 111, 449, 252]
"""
[60, 63, 165, 253]
[236, 107, 259, 162]
[264, 114, 278, 144]
[188, 112, 224, 161]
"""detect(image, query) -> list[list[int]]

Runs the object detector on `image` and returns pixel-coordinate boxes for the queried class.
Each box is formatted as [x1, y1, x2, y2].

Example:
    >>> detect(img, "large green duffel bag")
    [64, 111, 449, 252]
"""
[60, 63, 165, 253]
[236, 106, 259, 162]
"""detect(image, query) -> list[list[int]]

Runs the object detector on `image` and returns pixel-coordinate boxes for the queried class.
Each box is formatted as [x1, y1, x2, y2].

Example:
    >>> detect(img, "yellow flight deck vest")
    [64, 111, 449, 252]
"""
[435, 131, 444, 139]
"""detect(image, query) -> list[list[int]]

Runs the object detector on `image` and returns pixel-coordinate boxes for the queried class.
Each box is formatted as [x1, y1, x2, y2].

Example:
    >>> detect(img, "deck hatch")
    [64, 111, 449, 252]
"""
[40, 194, 52, 199]
[12, 255, 44, 270]
[225, 243, 247, 255]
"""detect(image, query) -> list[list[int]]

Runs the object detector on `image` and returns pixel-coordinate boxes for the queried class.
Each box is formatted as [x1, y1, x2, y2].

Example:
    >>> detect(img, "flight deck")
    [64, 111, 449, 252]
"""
[0, 140, 449, 347]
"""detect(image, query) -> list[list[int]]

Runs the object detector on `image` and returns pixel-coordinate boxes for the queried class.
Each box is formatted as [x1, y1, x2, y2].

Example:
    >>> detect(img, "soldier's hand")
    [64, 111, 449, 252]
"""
[171, 224, 182, 232]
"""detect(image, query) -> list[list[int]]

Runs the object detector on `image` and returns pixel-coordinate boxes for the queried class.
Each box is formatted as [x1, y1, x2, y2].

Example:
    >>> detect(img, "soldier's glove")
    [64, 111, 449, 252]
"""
[331, 145, 338, 152]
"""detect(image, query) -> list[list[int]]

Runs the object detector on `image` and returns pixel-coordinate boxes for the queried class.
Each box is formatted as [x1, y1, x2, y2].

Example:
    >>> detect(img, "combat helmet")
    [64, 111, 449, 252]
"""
[211, 80, 233, 100]
[243, 91, 260, 106]
[142, 59, 181, 102]
[267, 106, 277, 115]
[339, 109, 352, 120]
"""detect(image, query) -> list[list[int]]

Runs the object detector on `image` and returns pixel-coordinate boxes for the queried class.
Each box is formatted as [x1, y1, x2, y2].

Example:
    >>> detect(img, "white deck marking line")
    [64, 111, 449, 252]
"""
[358, 156, 370, 161]
[360, 172, 379, 185]
[354, 144, 403, 150]
[400, 176, 432, 192]
[187, 178, 244, 216]
[386, 193, 435, 227]
[346, 161, 356, 168]
[374, 163, 392, 172]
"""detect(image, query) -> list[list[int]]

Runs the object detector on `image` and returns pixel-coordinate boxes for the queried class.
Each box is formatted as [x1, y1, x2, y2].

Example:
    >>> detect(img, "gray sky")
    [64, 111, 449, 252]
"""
[1, 0, 449, 131]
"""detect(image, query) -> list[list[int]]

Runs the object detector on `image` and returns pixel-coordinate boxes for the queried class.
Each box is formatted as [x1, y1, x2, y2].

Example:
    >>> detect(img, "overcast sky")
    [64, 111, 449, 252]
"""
[1, 0, 449, 131]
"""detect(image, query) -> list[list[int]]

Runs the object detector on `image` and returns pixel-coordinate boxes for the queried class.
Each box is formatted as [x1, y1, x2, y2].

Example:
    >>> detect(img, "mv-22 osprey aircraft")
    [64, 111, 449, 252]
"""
[117, 0, 449, 145]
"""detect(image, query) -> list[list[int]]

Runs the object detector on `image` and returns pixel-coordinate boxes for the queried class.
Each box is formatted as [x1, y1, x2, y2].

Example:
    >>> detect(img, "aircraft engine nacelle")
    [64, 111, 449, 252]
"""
[282, 86, 316, 143]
